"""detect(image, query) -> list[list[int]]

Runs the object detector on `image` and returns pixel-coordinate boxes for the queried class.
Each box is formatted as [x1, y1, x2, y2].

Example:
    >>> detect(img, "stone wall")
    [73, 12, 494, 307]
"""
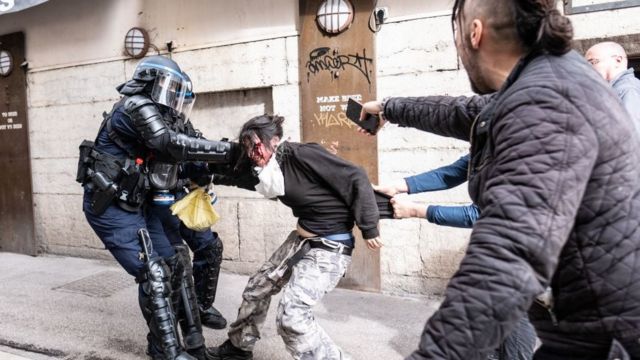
[35, 36, 301, 267]
[374, 14, 474, 295]
[13, 1, 640, 296]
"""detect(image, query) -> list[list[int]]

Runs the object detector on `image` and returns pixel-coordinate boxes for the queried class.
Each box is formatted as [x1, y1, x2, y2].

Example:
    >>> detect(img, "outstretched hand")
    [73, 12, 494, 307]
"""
[390, 197, 424, 219]
[372, 182, 408, 197]
[357, 100, 386, 136]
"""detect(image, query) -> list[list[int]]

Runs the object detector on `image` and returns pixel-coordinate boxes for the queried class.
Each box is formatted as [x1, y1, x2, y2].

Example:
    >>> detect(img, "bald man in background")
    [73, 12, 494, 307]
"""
[586, 42, 640, 132]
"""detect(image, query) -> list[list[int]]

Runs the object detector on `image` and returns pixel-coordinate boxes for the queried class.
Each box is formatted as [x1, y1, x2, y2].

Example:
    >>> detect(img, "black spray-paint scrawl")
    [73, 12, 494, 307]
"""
[305, 47, 374, 84]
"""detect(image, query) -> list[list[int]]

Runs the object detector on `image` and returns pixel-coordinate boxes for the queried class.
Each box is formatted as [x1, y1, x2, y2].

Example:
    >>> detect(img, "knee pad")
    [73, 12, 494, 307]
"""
[192, 241, 223, 308]
[137, 258, 186, 358]
[193, 239, 223, 266]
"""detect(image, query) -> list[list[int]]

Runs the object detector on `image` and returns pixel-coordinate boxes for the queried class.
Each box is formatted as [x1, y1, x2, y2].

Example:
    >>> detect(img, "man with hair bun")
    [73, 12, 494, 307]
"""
[359, 0, 640, 358]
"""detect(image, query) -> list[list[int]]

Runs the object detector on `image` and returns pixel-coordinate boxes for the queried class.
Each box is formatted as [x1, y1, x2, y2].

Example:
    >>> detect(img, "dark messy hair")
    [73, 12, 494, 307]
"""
[452, 0, 573, 55]
[237, 114, 285, 163]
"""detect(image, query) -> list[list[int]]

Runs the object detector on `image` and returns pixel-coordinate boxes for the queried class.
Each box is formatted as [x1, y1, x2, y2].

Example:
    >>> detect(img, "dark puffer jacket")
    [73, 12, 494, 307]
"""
[385, 51, 640, 359]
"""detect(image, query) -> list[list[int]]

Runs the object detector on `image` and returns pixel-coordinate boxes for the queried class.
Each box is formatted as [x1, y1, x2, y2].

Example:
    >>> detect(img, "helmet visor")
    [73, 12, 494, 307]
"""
[150, 70, 189, 114]
[182, 93, 196, 120]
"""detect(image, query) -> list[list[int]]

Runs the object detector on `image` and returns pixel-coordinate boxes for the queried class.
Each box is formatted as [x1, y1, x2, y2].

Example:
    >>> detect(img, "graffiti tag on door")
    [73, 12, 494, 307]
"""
[305, 47, 374, 84]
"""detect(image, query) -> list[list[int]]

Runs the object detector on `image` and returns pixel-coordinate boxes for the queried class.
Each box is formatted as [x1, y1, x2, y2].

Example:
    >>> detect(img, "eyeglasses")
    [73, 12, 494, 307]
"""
[587, 55, 620, 65]
[452, 19, 460, 38]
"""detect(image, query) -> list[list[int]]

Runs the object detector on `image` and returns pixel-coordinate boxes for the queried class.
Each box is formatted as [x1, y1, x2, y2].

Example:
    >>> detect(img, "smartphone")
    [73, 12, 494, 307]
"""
[345, 98, 380, 135]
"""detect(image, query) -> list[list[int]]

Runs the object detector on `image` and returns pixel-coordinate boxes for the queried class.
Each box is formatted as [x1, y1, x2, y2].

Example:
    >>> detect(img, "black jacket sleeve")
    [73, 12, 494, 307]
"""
[209, 142, 259, 191]
[211, 166, 259, 191]
[296, 143, 380, 239]
[408, 87, 598, 359]
[123, 95, 234, 163]
[383, 95, 493, 142]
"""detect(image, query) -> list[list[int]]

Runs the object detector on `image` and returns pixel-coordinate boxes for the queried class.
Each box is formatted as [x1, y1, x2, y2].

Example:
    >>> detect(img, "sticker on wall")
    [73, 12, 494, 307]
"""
[0, 111, 23, 131]
[316, 0, 354, 35]
[0, 50, 13, 77]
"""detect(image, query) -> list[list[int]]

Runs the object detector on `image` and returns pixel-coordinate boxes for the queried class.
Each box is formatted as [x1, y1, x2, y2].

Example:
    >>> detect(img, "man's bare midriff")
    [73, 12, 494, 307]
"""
[296, 224, 317, 238]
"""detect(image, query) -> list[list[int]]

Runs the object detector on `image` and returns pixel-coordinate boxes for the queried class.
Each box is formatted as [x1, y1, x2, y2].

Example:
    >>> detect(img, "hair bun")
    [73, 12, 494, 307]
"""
[537, 7, 573, 55]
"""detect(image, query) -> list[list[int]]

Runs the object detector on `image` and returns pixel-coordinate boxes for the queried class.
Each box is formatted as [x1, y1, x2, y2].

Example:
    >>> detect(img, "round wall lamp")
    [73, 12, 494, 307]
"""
[316, 0, 354, 35]
[124, 27, 150, 59]
[0, 50, 13, 77]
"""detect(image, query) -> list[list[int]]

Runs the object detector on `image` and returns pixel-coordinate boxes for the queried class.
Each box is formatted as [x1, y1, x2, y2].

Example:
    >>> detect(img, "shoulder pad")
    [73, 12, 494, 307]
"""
[123, 95, 155, 115]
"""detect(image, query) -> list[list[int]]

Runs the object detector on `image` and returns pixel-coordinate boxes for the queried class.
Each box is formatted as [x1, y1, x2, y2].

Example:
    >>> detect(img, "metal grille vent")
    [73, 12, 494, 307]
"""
[53, 271, 132, 298]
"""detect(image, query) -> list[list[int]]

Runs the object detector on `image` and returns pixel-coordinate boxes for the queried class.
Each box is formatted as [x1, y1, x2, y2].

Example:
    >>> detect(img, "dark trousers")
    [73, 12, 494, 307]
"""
[533, 335, 640, 360]
[530, 303, 640, 360]
[83, 191, 175, 276]
[147, 201, 220, 254]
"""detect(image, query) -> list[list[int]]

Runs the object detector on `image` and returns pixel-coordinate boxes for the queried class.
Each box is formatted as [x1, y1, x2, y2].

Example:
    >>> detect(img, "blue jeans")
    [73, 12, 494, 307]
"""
[488, 316, 536, 360]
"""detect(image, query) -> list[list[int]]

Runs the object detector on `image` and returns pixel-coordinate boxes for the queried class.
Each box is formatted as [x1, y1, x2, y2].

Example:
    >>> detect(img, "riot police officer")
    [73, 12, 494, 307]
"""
[78, 55, 234, 360]
[146, 74, 228, 331]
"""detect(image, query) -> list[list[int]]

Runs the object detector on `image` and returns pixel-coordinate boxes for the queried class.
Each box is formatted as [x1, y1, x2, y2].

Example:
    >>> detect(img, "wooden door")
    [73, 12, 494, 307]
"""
[299, 0, 380, 291]
[0, 32, 36, 255]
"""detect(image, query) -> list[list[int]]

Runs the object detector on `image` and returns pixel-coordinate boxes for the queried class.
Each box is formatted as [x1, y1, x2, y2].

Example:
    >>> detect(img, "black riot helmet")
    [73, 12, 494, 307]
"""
[118, 55, 191, 116]
[132, 55, 182, 82]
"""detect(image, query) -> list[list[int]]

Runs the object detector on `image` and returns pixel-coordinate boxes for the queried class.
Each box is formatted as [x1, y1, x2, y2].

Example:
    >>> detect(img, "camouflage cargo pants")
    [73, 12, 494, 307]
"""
[228, 231, 352, 359]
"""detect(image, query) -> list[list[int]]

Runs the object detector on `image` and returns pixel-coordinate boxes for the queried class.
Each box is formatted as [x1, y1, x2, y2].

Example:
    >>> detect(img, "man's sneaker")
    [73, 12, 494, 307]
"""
[200, 306, 228, 329]
[207, 339, 253, 360]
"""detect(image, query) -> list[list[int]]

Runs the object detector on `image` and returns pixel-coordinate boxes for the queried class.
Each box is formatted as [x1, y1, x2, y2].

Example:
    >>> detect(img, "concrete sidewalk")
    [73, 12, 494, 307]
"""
[0, 253, 440, 360]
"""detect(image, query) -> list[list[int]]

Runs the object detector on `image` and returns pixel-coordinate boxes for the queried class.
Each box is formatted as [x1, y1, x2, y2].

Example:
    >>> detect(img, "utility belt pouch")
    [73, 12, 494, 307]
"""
[76, 140, 95, 184]
[90, 185, 117, 215]
[117, 162, 147, 212]
[86, 151, 128, 215]
[89, 170, 118, 215]
[93, 151, 124, 181]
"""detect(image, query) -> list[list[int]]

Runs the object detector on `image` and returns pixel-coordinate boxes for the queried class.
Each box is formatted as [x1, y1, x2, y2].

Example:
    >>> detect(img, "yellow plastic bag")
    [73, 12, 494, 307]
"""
[170, 187, 220, 231]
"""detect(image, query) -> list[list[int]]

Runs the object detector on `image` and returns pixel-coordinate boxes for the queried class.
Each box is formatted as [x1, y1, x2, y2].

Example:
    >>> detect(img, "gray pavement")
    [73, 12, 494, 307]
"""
[0, 253, 441, 360]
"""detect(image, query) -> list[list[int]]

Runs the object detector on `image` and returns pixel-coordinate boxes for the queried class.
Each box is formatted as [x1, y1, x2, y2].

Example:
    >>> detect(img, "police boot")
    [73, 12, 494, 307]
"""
[193, 240, 227, 330]
[138, 257, 196, 360]
[145, 333, 197, 360]
[167, 245, 215, 360]
[200, 306, 227, 330]
[207, 340, 253, 360]
[145, 333, 163, 360]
